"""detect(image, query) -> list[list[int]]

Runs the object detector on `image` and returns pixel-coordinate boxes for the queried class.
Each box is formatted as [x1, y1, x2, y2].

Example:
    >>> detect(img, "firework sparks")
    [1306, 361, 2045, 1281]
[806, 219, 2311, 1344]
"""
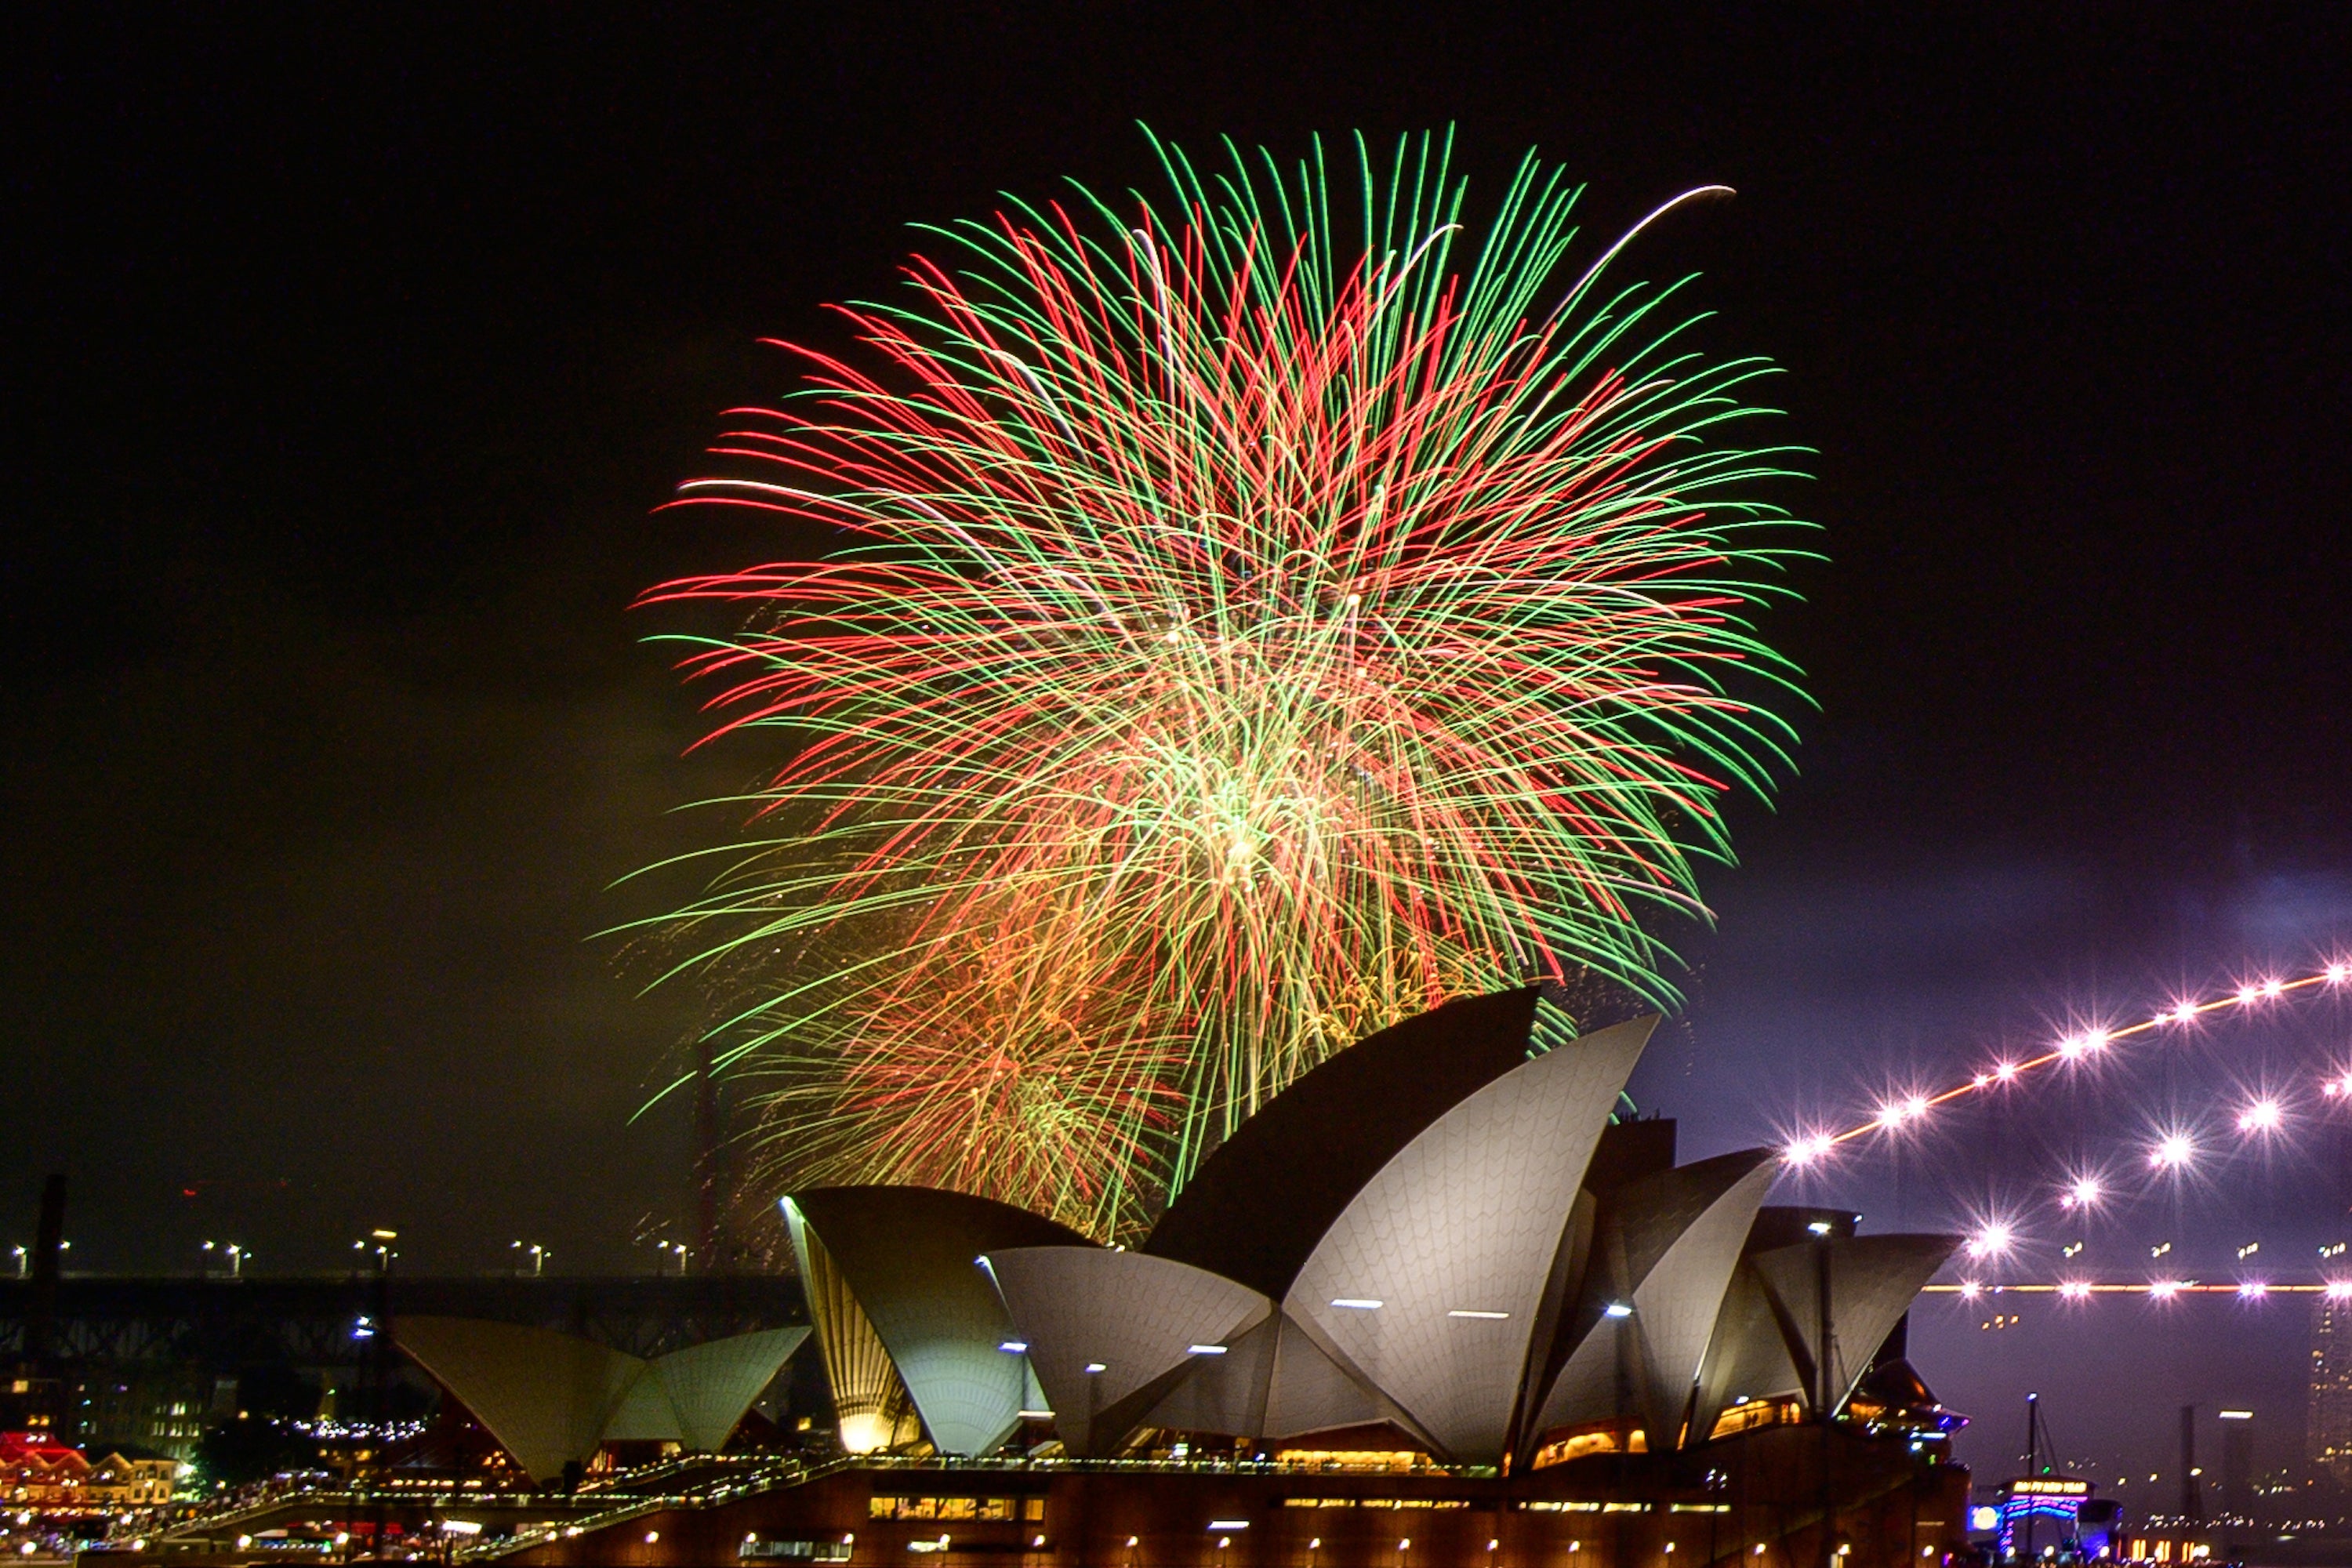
[629, 132, 1811, 1235]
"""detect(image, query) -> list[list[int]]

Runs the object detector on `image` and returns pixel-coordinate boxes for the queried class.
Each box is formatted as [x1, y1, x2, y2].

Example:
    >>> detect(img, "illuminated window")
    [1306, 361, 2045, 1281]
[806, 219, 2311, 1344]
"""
[869, 1497, 1017, 1523]
[741, 1542, 853, 1562]
[1274, 1447, 1431, 1472]
[1529, 1427, 1649, 1468]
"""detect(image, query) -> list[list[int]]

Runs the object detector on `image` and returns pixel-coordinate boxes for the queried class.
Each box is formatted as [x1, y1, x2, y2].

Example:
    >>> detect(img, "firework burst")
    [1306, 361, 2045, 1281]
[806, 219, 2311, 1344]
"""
[629, 131, 1813, 1236]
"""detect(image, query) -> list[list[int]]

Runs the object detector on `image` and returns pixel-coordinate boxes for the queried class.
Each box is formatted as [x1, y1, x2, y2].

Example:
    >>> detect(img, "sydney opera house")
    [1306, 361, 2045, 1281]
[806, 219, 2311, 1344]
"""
[421, 991, 1972, 1568]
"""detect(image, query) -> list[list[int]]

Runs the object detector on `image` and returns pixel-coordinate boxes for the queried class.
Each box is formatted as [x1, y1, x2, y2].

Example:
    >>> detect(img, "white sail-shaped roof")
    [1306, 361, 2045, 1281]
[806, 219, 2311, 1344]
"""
[1529, 1149, 1778, 1448]
[758, 994, 1956, 1470]
[1145, 990, 1550, 1300]
[397, 1316, 641, 1482]
[1748, 1232, 1960, 1414]
[1134, 1306, 1282, 1439]
[1688, 1258, 1806, 1442]
[785, 1187, 1090, 1455]
[396, 1318, 804, 1480]
[783, 1203, 922, 1453]
[1260, 1312, 1394, 1440]
[986, 1247, 1269, 1454]
[648, 1327, 809, 1452]
[1120, 1309, 1415, 1447]
[989, 1243, 1423, 1452]
[1281, 1014, 1656, 1464]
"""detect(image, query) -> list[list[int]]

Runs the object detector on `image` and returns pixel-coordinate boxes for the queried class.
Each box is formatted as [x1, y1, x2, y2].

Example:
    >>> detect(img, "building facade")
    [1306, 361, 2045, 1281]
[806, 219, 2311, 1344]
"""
[0, 1430, 92, 1508]
[2312, 1294, 2352, 1487]
[497, 1430, 1971, 1568]
[158, 989, 1971, 1568]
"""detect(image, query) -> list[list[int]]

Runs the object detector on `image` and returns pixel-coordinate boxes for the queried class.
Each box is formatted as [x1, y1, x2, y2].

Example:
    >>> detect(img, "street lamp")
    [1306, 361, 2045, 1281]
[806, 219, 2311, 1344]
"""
[10, 1246, 24, 1279]
[510, 1242, 550, 1276]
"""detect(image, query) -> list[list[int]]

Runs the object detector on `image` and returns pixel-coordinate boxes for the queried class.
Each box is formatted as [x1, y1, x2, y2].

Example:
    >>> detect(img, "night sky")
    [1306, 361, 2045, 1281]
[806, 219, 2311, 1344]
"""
[11, 7, 2352, 1487]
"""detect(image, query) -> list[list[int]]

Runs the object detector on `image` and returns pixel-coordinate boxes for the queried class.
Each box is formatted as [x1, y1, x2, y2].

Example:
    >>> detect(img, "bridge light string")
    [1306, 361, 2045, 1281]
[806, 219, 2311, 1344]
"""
[1944, 1281, 2352, 1298]
[2052, 1170, 2109, 1213]
[1786, 960, 2352, 1162]
[1962, 1219, 2017, 1260]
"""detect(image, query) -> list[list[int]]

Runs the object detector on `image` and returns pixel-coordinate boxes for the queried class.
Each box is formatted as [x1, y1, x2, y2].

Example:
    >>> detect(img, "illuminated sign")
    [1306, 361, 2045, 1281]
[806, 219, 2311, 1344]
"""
[1996, 1479, 2092, 1557]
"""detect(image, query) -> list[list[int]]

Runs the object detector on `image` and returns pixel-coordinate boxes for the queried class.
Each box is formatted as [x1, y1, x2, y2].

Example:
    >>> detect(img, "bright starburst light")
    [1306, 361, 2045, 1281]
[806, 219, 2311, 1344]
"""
[2237, 1098, 2284, 1134]
[1965, 1222, 2016, 1260]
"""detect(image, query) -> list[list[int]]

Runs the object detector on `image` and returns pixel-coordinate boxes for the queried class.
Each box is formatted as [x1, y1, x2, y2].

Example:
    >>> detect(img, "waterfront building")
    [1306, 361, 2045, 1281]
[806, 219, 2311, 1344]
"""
[112, 989, 1968, 1568]
[464, 990, 1969, 1568]
[82, 1448, 179, 1507]
[393, 1318, 808, 1483]
[0, 1428, 91, 1508]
